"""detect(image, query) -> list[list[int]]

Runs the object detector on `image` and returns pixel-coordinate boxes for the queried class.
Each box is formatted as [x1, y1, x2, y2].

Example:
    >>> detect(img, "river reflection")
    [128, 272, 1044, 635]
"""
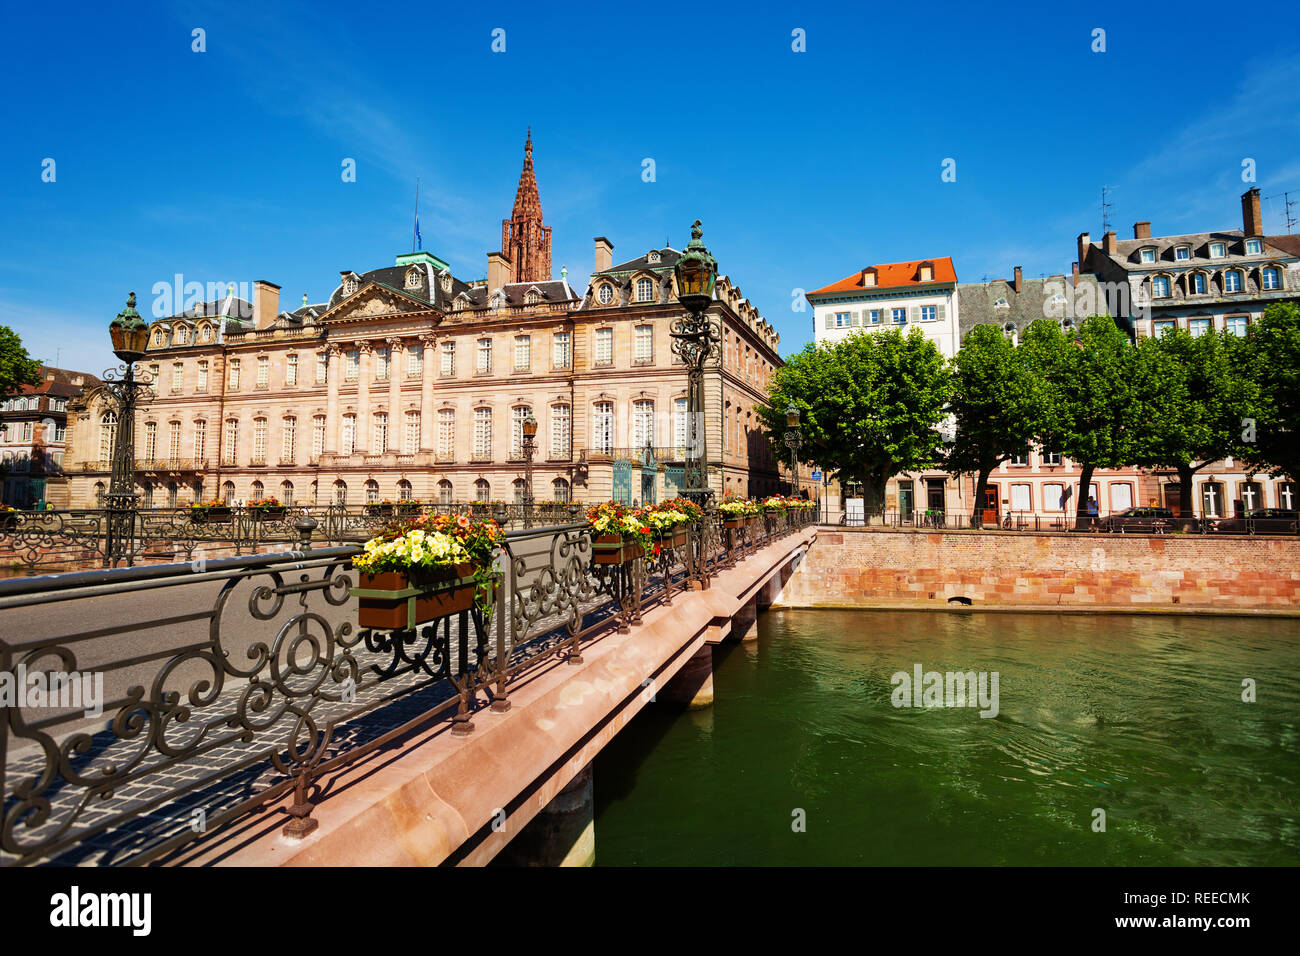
[593, 610, 1300, 866]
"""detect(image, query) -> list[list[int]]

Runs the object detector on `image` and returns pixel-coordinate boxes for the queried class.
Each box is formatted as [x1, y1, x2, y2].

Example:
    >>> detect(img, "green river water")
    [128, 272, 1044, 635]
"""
[592, 609, 1300, 866]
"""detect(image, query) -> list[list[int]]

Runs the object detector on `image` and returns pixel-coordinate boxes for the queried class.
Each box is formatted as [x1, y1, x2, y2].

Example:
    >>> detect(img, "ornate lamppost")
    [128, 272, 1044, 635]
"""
[784, 402, 803, 497]
[521, 412, 538, 527]
[102, 293, 152, 567]
[670, 220, 720, 510]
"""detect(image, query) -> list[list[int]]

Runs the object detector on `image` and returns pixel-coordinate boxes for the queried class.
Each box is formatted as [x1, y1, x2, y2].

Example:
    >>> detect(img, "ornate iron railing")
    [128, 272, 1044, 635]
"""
[0, 507, 815, 865]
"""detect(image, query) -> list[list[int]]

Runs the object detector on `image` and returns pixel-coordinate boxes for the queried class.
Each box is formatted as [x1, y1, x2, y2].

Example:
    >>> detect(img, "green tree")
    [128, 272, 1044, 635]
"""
[0, 325, 41, 399]
[945, 324, 1043, 526]
[1134, 327, 1258, 518]
[1240, 301, 1300, 482]
[1018, 315, 1137, 528]
[758, 328, 950, 513]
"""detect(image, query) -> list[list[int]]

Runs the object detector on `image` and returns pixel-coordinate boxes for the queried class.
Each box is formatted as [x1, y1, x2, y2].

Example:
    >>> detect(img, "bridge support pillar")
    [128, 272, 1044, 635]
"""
[661, 644, 714, 708]
[497, 763, 595, 867]
[733, 596, 759, 642]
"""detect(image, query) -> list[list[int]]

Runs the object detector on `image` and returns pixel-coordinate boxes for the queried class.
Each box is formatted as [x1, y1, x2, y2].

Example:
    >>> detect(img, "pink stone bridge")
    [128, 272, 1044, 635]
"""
[165, 527, 816, 867]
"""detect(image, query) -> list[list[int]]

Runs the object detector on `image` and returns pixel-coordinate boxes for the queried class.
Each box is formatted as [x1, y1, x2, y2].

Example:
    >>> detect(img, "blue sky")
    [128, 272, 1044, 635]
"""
[2, 0, 1298, 374]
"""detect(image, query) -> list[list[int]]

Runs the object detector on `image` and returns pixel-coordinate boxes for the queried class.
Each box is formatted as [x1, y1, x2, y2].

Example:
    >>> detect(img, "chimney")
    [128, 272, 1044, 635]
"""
[1077, 232, 1091, 268]
[1072, 261, 1080, 283]
[253, 280, 280, 329]
[1134, 221, 1151, 239]
[1242, 187, 1262, 236]
[1012, 266, 1023, 293]
[593, 237, 613, 273]
[1103, 231, 1117, 255]
[487, 252, 513, 290]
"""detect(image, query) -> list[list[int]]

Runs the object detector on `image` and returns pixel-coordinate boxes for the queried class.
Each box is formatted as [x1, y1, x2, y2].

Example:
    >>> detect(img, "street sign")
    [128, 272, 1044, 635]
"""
[811, 470, 822, 481]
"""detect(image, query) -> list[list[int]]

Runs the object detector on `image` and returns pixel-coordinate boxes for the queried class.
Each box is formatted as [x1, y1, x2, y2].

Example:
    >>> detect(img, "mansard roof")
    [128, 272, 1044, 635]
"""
[595, 247, 681, 277]
[327, 263, 474, 312]
[808, 257, 958, 297]
[463, 279, 579, 307]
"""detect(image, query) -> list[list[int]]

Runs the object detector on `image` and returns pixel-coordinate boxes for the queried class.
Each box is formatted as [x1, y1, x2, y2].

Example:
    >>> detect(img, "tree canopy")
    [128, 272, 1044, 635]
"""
[0, 325, 41, 400]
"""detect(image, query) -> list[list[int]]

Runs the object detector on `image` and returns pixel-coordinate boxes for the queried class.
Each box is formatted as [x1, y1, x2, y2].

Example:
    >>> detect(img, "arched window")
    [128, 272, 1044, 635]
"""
[1223, 270, 1242, 293]
[333, 480, 347, 505]
[167, 481, 179, 508]
[474, 478, 490, 502]
[222, 480, 236, 505]
[524, 289, 540, 305]
[365, 479, 380, 504]
[141, 481, 153, 508]
[597, 284, 614, 305]
[281, 480, 294, 506]
[1262, 266, 1282, 290]
[251, 480, 264, 501]
[99, 411, 118, 462]
[397, 479, 412, 501]
[438, 479, 453, 505]
[552, 477, 571, 504]
[513, 478, 528, 503]
[636, 277, 654, 302]
[94, 481, 105, 505]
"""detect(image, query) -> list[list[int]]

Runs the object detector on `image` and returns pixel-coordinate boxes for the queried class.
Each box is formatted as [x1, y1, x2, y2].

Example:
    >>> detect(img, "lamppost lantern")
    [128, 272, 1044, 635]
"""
[109, 292, 150, 363]
[673, 219, 718, 315]
[785, 402, 800, 429]
[783, 402, 804, 497]
[521, 413, 538, 527]
[522, 414, 538, 440]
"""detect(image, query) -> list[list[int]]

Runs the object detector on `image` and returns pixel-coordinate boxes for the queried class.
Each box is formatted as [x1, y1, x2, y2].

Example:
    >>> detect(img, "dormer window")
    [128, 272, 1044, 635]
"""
[1262, 266, 1282, 290]
[862, 268, 877, 287]
[1245, 239, 1262, 255]
[917, 262, 934, 282]
[344, 277, 358, 295]
[524, 289, 541, 305]
[174, 325, 189, 344]
[647, 251, 661, 264]
[994, 297, 1009, 309]
[439, 271, 452, 294]
[1190, 272, 1207, 295]
[1209, 242, 1226, 258]
[1151, 276, 1171, 298]
[635, 277, 654, 302]
[1174, 246, 1191, 260]
[152, 329, 164, 346]
[597, 284, 614, 305]
[489, 291, 505, 310]
[199, 324, 212, 342]
[405, 267, 422, 290]
[1140, 248, 1157, 263]
[1223, 270, 1242, 293]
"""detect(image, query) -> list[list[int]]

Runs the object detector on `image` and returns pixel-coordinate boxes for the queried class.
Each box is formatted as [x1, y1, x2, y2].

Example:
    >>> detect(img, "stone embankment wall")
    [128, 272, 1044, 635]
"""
[775, 528, 1300, 611]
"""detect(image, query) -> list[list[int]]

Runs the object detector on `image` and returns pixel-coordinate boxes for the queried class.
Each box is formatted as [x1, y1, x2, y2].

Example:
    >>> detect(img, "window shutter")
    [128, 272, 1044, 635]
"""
[910, 306, 920, 323]
[852, 311, 862, 326]
[937, 304, 946, 321]
[824, 314, 834, 330]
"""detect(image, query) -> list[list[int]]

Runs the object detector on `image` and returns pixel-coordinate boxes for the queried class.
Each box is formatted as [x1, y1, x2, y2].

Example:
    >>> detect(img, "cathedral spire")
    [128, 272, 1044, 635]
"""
[503, 130, 551, 283]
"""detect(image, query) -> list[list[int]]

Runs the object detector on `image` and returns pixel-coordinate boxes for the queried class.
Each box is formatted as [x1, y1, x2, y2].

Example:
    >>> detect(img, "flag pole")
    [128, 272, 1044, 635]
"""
[412, 178, 420, 252]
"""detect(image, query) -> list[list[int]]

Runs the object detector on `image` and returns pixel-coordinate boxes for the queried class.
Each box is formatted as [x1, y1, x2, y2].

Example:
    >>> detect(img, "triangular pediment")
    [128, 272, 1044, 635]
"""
[321, 282, 435, 324]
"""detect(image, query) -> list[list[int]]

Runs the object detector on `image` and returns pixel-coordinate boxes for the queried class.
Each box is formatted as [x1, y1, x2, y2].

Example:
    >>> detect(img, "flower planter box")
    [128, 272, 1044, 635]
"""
[592, 533, 641, 565]
[190, 507, 232, 523]
[351, 562, 478, 630]
[722, 516, 744, 530]
[365, 505, 395, 517]
[744, 516, 760, 528]
[654, 527, 688, 548]
[252, 506, 286, 520]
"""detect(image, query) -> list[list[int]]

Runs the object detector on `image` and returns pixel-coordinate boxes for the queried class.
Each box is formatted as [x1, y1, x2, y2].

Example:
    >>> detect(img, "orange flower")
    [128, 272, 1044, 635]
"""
[457, 515, 471, 529]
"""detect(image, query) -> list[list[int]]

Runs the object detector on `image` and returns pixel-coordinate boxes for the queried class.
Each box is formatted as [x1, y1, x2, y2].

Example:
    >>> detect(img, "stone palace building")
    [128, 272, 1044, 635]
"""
[63, 134, 784, 509]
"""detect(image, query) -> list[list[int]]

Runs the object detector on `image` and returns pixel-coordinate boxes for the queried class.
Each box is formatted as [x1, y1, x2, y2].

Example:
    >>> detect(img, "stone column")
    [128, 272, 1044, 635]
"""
[419, 334, 436, 453]
[324, 346, 340, 454]
[355, 343, 371, 453]
[496, 763, 595, 867]
[387, 338, 403, 453]
[661, 644, 714, 708]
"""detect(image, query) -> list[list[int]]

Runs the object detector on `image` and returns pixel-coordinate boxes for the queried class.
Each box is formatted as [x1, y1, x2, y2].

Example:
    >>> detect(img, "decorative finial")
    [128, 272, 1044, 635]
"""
[691, 219, 703, 241]
[302, 293, 308, 306]
[126, 292, 136, 309]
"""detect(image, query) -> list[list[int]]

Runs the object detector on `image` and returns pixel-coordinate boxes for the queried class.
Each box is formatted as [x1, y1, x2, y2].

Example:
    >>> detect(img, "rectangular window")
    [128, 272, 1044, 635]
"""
[892, 308, 907, 324]
[674, 398, 688, 450]
[252, 419, 267, 463]
[595, 328, 613, 365]
[1111, 482, 1133, 512]
[228, 359, 240, 390]
[514, 335, 531, 371]
[553, 332, 571, 369]
[1246, 239, 1262, 255]
[256, 356, 269, 387]
[593, 402, 614, 453]
[312, 416, 326, 457]
[835, 312, 850, 328]
[1190, 273, 1206, 294]
[1010, 484, 1032, 512]
[441, 341, 456, 376]
[632, 400, 654, 447]
[1189, 317, 1211, 337]
[172, 362, 183, 392]
[1210, 242, 1226, 258]
[1140, 248, 1156, 263]
[193, 420, 207, 460]
[1225, 315, 1248, 336]
[634, 325, 653, 362]
[1152, 276, 1170, 297]
[223, 419, 238, 465]
[341, 415, 356, 455]
[511, 406, 530, 458]
[375, 347, 389, 381]
[316, 353, 328, 385]
[1224, 272, 1241, 293]
[286, 353, 298, 386]
[168, 421, 181, 460]
[1175, 247, 1190, 260]
[1263, 268, 1281, 290]
[438, 410, 455, 459]
[55, 423, 67, 442]
[1011, 443, 1030, 466]
[345, 350, 359, 380]
[144, 422, 157, 461]
[551, 405, 571, 458]
[920, 305, 936, 322]
[373, 413, 388, 452]
[282, 417, 296, 462]
[148, 364, 159, 395]
[476, 338, 492, 374]
[403, 411, 420, 454]
[870, 309, 882, 324]
[407, 344, 423, 377]
[1044, 483, 1065, 511]
[473, 408, 492, 459]
[1153, 319, 1176, 335]
[1042, 447, 1062, 466]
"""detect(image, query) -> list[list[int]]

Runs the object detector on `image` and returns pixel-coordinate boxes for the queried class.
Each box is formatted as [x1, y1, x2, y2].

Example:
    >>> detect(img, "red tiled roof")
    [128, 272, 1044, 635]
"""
[808, 257, 957, 296]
